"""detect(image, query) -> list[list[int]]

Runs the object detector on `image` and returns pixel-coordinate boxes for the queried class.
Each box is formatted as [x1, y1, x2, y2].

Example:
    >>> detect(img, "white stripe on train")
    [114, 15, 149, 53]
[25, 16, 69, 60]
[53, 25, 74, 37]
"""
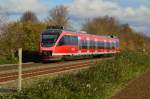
[52, 51, 119, 56]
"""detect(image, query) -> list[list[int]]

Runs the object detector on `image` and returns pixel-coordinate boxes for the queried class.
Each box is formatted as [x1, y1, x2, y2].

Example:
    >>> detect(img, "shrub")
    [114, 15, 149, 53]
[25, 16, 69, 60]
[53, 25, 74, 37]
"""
[3, 50, 150, 99]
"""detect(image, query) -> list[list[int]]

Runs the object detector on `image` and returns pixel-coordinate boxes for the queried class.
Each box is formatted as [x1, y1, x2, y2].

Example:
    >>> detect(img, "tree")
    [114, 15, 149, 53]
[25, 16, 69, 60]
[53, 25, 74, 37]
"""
[121, 24, 132, 33]
[0, 6, 9, 35]
[22, 22, 45, 51]
[46, 5, 70, 28]
[2, 22, 45, 51]
[1, 22, 24, 60]
[0, 6, 9, 56]
[20, 11, 38, 23]
[82, 16, 120, 35]
[82, 16, 149, 50]
[0, 21, 45, 62]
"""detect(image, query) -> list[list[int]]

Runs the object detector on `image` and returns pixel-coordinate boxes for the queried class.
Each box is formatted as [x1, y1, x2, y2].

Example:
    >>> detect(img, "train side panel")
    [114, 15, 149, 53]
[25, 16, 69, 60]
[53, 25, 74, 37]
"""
[40, 29, 120, 61]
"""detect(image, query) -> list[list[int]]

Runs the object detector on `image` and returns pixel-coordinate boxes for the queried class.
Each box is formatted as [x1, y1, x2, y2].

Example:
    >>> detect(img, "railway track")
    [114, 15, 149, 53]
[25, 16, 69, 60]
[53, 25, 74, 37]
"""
[0, 57, 113, 84]
[0, 58, 96, 72]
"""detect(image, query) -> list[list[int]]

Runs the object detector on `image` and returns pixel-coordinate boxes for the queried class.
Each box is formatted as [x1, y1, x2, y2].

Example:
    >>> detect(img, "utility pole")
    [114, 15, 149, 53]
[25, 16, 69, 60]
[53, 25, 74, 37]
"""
[18, 48, 22, 91]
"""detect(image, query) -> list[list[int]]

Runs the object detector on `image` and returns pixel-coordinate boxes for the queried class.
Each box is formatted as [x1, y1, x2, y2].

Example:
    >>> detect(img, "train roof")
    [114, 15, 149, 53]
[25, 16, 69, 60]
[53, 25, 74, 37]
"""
[62, 30, 118, 40]
[43, 26, 119, 40]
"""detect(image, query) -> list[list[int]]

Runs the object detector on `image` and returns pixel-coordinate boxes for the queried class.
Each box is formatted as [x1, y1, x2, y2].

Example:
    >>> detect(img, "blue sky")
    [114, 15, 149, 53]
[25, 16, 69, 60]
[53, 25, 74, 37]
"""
[0, 0, 150, 36]
[41, 0, 73, 5]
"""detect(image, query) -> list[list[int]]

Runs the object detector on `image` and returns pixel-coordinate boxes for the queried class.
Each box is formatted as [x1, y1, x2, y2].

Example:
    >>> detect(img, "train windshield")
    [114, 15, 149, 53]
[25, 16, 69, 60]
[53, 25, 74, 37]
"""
[41, 30, 61, 47]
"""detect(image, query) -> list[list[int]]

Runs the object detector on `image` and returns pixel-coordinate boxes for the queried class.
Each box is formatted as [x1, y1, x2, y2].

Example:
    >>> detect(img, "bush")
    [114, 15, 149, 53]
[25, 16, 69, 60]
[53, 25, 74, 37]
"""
[3, 50, 150, 99]
[0, 55, 17, 64]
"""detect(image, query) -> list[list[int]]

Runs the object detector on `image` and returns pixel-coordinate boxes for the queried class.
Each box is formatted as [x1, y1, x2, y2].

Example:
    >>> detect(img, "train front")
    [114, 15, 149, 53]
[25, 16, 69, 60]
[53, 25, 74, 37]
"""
[39, 28, 62, 61]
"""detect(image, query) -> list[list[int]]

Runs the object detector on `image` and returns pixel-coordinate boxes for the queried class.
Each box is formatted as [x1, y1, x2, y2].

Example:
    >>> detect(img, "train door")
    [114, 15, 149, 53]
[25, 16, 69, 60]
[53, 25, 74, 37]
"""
[78, 36, 81, 53]
[112, 41, 116, 52]
[104, 40, 107, 53]
[95, 38, 98, 53]
[87, 38, 90, 53]
[109, 40, 111, 52]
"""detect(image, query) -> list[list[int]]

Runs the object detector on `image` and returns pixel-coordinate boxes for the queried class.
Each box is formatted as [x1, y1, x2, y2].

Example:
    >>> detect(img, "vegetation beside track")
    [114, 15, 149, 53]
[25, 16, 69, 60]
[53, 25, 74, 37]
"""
[0, 56, 17, 65]
[1, 50, 150, 99]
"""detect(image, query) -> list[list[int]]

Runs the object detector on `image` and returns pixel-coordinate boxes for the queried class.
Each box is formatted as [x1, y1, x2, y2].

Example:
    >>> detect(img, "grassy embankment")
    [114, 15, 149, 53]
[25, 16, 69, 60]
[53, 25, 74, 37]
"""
[0, 56, 17, 65]
[1, 50, 150, 99]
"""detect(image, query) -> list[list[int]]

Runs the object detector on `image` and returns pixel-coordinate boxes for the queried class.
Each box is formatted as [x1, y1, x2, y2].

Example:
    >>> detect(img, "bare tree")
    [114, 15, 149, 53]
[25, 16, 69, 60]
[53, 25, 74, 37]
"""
[20, 11, 38, 23]
[121, 24, 132, 33]
[0, 6, 9, 34]
[46, 5, 70, 28]
[0, 6, 9, 57]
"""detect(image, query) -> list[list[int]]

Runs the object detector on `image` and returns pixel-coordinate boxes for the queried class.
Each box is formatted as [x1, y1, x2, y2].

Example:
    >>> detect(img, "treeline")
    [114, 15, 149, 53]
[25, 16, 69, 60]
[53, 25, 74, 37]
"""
[0, 5, 149, 64]
[0, 5, 70, 63]
[82, 16, 150, 50]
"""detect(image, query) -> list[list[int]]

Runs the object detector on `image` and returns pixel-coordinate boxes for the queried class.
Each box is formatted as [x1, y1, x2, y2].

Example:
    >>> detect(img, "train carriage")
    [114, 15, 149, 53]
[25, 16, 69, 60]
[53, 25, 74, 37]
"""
[40, 26, 120, 61]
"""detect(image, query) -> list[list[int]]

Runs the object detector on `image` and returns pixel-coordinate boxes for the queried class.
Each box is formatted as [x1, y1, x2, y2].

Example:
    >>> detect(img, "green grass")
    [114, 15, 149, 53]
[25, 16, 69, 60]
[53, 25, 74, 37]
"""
[1, 50, 150, 99]
[0, 57, 17, 65]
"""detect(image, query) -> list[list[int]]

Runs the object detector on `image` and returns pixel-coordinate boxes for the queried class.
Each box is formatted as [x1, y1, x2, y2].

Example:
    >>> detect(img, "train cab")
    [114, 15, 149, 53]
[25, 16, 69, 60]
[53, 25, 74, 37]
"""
[40, 26, 63, 61]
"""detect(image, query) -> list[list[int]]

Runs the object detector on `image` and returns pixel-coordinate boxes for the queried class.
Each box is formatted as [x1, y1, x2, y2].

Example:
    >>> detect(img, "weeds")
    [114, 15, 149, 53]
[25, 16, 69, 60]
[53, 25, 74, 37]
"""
[1, 50, 150, 99]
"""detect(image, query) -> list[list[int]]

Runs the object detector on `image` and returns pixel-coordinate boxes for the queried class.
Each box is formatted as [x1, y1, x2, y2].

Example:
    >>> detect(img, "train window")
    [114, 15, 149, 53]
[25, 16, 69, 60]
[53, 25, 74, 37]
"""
[106, 42, 108, 49]
[106, 42, 112, 49]
[109, 42, 111, 49]
[58, 35, 78, 46]
[104, 42, 106, 49]
[112, 42, 115, 49]
[110, 42, 111, 49]
[116, 41, 119, 48]
[74, 36, 79, 45]
[89, 41, 92, 49]
[58, 36, 65, 46]
[41, 34, 59, 47]
[75, 36, 79, 45]
[97, 42, 104, 49]
[89, 40, 95, 49]
[101, 42, 105, 49]
[64, 35, 70, 45]
[93, 41, 95, 49]
[113, 42, 115, 49]
[70, 36, 78, 45]
[114, 42, 119, 48]
[110, 42, 113, 49]
[86, 40, 88, 49]
[81, 40, 84, 49]
[98, 42, 100, 49]
[89, 41, 91, 48]
[95, 41, 97, 49]
[84, 40, 86, 48]
[79, 40, 82, 49]
[115, 42, 117, 48]
[81, 40, 88, 49]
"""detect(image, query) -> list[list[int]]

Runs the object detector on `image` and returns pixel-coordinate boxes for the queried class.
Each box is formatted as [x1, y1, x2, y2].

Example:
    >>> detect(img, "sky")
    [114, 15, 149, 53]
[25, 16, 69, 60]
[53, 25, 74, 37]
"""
[0, 0, 150, 36]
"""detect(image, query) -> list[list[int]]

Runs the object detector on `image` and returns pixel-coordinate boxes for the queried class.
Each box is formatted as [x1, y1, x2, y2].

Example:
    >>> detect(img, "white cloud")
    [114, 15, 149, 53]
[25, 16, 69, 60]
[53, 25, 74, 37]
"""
[0, 0, 49, 14]
[70, 0, 121, 18]
[70, 0, 150, 35]
[0, 0, 150, 35]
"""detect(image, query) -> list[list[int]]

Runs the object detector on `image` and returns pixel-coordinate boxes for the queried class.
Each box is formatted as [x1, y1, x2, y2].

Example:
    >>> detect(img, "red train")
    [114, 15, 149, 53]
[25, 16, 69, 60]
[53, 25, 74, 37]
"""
[39, 26, 120, 61]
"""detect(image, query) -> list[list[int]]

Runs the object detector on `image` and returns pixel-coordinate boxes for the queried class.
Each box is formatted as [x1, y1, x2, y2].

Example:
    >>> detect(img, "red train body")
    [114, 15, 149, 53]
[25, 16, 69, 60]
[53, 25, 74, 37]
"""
[39, 26, 120, 61]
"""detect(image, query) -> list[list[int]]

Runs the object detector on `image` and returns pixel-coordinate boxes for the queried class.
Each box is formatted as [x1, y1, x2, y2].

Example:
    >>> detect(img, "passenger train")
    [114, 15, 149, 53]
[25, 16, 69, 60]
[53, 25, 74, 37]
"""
[39, 26, 120, 61]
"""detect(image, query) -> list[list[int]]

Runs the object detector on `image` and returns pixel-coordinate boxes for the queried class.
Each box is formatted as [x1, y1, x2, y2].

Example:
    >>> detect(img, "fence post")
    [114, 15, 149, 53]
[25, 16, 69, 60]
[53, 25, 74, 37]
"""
[18, 48, 22, 91]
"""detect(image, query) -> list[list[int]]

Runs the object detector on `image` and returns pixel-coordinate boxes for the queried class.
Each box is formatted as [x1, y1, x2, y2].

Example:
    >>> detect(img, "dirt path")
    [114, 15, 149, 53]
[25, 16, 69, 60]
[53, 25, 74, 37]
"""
[110, 70, 150, 99]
